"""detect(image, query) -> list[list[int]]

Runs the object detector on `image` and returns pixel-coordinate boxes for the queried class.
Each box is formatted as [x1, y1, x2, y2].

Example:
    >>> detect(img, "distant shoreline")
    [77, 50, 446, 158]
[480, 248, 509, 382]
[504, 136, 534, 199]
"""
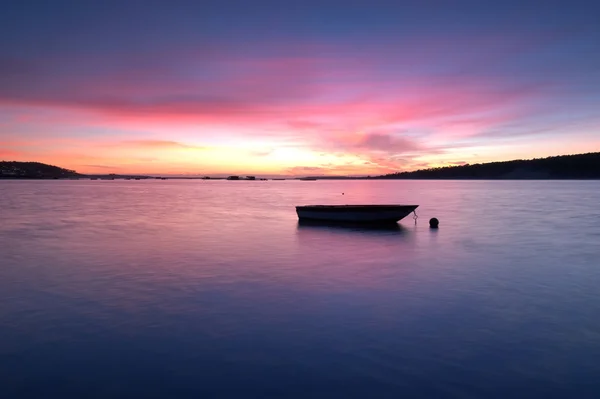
[2, 152, 599, 180]
[2, 176, 599, 181]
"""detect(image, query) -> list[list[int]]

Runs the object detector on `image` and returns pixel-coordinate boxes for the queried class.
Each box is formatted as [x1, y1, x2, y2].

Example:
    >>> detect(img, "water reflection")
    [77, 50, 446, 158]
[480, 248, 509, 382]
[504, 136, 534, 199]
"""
[2, 180, 600, 398]
[295, 219, 417, 263]
[296, 219, 408, 234]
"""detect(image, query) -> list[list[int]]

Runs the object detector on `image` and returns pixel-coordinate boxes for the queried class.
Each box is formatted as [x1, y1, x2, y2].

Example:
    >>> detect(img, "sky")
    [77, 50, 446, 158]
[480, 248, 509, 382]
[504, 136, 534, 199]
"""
[1, 0, 599, 176]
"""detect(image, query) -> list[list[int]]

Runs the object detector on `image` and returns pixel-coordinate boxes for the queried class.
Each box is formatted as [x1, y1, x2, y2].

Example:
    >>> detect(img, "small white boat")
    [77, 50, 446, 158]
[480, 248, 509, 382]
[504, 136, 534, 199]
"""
[296, 205, 418, 224]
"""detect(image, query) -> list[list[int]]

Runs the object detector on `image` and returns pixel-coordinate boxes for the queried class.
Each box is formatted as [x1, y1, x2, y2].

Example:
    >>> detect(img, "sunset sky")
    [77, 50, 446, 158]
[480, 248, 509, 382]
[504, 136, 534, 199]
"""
[1, 0, 599, 176]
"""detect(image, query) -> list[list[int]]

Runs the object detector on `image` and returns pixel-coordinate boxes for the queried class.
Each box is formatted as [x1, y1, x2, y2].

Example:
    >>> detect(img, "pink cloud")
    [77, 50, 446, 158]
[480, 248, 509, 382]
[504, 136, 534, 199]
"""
[82, 164, 120, 170]
[0, 149, 23, 159]
[0, 37, 554, 127]
[1, 33, 595, 174]
[355, 133, 422, 153]
[109, 140, 206, 150]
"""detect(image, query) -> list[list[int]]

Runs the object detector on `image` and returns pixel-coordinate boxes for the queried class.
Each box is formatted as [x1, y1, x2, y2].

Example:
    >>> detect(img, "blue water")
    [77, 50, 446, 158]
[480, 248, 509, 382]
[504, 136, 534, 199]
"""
[1, 179, 599, 398]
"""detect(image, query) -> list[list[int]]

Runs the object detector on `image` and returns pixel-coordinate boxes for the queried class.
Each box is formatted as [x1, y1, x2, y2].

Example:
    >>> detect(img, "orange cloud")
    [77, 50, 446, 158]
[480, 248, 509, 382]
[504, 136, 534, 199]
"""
[111, 140, 207, 150]
[0, 149, 23, 159]
[1, 34, 598, 175]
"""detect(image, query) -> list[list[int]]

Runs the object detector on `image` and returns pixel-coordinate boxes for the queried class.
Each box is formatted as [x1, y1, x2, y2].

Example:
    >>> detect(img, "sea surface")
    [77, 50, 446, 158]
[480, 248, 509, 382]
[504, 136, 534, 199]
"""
[1, 179, 599, 398]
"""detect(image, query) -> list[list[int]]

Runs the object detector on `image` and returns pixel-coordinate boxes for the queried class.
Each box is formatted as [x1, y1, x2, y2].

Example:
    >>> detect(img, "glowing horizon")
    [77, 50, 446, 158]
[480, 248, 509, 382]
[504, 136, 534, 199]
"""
[1, 1, 599, 175]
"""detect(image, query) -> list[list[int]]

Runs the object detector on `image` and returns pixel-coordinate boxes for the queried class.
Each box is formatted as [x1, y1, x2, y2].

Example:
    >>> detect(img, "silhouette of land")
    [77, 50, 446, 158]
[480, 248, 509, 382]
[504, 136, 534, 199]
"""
[2, 152, 599, 180]
[376, 152, 600, 180]
[0, 161, 82, 179]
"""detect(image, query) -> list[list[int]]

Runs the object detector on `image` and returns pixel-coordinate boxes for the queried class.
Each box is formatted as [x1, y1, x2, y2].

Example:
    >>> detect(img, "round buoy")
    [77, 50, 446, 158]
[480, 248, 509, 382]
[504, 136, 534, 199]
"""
[429, 217, 439, 228]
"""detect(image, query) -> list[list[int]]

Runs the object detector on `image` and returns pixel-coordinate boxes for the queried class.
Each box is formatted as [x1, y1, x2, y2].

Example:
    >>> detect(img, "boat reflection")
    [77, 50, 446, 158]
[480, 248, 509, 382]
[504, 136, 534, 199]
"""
[296, 219, 408, 235]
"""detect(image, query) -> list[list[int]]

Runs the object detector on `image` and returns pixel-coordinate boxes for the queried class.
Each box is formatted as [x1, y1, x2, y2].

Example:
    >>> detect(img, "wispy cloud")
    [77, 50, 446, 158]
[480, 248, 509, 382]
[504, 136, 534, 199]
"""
[1, 15, 598, 174]
[354, 133, 423, 154]
[249, 148, 275, 157]
[111, 140, 206, 150]
[82, 164, 119, 170]
[0, 149, 23, 158]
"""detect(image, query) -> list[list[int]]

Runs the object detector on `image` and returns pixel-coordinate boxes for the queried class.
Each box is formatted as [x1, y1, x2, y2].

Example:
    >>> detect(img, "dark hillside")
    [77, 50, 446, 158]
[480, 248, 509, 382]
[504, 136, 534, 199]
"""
[0, 161, 82, 179]
[378, 153, 600, 179]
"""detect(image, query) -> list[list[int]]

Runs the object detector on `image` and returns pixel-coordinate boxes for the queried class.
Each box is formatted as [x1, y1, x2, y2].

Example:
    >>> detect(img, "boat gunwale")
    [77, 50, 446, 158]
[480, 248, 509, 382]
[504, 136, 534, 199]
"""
[296, 205, 418, 212]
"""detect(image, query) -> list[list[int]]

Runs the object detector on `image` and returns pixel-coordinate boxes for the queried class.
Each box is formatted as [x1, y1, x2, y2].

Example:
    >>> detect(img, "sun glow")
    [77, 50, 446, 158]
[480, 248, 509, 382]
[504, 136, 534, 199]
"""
[2, 7, 599, 175]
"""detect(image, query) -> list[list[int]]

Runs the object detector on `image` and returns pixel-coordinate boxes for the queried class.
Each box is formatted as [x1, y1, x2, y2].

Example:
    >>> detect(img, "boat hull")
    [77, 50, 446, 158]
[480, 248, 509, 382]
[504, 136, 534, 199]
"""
[296, 205, 418, 224]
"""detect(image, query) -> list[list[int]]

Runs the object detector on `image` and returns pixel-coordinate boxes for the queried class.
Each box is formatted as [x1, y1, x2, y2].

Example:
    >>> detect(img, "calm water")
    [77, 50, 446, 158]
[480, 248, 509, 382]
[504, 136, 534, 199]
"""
[1, 180, 599, 398]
